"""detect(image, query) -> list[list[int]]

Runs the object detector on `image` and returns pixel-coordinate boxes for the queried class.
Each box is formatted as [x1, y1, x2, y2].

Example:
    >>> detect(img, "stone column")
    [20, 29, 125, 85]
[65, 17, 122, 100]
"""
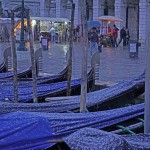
[73, 0, 79, 25]
[93, 0, 99, 20]
[40, 0, 45, 17]
[115, 0, 123, 30]
[56, 0, 61, 18]
[98, 0, 104, 17]
[139, 0, 147, 45]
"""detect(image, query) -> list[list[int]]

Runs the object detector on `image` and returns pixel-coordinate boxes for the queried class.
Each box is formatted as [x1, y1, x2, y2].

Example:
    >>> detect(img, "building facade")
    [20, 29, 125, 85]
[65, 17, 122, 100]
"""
[0, 0, 149, 45]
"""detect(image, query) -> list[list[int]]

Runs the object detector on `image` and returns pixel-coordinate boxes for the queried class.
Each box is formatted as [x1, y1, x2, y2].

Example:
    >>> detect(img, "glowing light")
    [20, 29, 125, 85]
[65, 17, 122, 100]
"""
[32, 20, 36, 26]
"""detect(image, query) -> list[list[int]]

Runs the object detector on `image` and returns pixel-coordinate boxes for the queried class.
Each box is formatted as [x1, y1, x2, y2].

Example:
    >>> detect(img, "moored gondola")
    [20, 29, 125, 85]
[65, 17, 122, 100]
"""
[0, 68, 94, 103]
[16, 64, 68, 84]
[0, 62, 7, 73]
[0, 64, 68, 85]
[0, 103, 148, 149]
[0, 72, 144, 113]
[0, 67, 32, 79]
[50, 126, 149, 150]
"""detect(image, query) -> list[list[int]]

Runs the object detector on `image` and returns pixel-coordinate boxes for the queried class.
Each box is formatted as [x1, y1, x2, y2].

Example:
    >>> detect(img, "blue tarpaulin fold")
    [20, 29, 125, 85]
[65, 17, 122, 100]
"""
[0, 103, 145, 149]
[0, 72, 145, 114]
[64, 128, 150, 150]
[0, 112, 54, 149]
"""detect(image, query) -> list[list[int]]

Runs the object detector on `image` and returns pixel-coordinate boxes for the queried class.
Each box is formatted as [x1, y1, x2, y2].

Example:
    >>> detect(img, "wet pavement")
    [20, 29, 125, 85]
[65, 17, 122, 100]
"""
[0, 41, 146, 85]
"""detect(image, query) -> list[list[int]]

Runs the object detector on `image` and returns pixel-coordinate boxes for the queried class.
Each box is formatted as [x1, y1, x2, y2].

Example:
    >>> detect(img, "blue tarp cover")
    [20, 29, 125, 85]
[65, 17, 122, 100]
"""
[0, 79, 80, 102]
[64, 128, 150, 150]
[0, 112, 54, 149]
[0, 68, 31, 79]
[0, 72, 144, 113]
[0, 103, 145, 149]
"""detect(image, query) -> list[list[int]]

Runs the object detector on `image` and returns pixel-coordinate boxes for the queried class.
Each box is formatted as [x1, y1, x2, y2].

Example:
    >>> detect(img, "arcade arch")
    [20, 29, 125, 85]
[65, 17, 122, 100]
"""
[60, 0, 68, 18]
[13, 5, 34, 17]
[44, 0, 56, 17]
[98, 0, 115, 16]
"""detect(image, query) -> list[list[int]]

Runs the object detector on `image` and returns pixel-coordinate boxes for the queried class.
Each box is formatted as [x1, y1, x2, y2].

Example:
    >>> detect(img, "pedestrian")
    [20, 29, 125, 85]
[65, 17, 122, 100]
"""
[118, 26, 126, 46]
[126, 28, 130, 45]
[88, 27, 99, 55]
[50, 27, 56, 43]
[76, 25, 80, 38]
[73, 26, 77, 42]
[107, 26, 112, 36]
[107, 26, 113, 47]
[112, 24, 119, 48]
[39, 33, 43, 43]
[98, 35, 103, 53]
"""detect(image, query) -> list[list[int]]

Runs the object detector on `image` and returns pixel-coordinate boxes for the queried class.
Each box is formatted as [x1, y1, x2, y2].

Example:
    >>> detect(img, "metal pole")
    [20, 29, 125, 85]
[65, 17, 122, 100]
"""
[17, 0, 27, 51]
[11, 10, 18, 103]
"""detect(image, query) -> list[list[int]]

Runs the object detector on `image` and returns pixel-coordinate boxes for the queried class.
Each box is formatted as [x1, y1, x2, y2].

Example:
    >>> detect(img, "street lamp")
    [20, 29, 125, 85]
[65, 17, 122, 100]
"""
[17, 0, 27, 51]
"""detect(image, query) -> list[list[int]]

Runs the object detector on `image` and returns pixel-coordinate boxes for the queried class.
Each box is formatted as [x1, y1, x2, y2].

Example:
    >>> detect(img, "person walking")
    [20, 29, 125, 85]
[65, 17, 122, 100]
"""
[88, 27, 99, 56]
[126, 28, 130, 45]
[50, 27, 56, 43]
[112, 24, 119, 48]
[118, 26, 126, 46]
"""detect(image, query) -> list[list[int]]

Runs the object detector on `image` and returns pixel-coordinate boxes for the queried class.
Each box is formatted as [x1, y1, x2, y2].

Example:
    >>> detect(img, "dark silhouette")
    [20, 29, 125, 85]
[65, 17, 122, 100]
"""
[126, 28, 130, 45]
[118, 26, 126, 46]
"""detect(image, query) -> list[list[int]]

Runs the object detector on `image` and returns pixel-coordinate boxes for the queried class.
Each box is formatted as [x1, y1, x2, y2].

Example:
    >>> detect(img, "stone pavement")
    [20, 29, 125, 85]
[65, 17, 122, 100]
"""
[99, 46, 146, 85]
[0, 41, 146, 85]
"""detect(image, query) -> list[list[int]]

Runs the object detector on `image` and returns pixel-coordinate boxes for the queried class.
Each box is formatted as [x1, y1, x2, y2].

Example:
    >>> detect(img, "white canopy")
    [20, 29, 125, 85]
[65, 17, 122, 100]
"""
[0, 17, 70, 23]
[31, 17, 70, 23]
[0, 18, 20, 22]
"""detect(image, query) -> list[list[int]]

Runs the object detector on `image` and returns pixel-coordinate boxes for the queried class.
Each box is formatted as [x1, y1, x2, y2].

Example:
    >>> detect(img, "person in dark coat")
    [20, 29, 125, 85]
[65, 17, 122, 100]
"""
[118, 26, 126, 46]
[88, 27, 99, 55]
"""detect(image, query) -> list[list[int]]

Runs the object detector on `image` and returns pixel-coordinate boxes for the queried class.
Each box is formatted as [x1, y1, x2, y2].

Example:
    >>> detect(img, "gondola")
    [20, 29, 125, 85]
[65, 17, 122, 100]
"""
[0, 103, 148, 149]
[0, 68, 94, 103]
[0, 62, 7, 73]
[0, 64, 68, 85]
[0, 71, 144, 113]
[17, 64, 68, 84]
[0, 67, 32, 79]
[50, 126, 149, 150]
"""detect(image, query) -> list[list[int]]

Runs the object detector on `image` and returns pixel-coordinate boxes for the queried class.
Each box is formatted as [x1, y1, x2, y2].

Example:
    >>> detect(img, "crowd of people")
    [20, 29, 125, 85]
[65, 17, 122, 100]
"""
[40, 24, 82, 44]
[118, 26, 130, 47]
[106, 25, 130, 48]
[88, 24, 130, 55]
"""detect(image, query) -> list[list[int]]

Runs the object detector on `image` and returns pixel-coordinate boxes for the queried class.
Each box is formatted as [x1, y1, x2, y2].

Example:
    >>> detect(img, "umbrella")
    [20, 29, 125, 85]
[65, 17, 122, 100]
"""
[97, 15, 123, 22]
[87, 20, 101, 29]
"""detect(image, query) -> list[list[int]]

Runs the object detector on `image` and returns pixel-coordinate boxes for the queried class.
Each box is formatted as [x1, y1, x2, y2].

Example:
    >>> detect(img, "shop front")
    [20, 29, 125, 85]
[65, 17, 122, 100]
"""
[31, 17, 70, 43]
